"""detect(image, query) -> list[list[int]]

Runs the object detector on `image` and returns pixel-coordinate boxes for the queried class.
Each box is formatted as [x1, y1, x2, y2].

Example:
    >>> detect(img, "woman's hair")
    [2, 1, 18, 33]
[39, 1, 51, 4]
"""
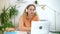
[22, 4, 37, 18]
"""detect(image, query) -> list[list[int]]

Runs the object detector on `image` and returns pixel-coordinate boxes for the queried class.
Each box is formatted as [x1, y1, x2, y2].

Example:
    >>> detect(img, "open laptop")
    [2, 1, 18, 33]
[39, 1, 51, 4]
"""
[31, 20, 50, 34]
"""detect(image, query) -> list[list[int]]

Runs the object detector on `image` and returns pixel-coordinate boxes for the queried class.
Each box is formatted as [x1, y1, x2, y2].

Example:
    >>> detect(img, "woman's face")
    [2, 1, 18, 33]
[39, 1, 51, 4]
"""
[27, 6, 35, 16]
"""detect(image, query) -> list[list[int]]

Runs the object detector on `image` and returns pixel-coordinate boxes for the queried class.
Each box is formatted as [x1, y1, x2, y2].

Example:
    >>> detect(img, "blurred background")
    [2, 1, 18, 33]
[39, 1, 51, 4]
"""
[0, 0, 60, 34]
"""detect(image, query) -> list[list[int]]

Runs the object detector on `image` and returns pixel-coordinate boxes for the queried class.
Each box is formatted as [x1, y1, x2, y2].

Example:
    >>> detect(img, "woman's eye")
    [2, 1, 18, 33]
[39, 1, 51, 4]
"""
[30, 9, 35, 11]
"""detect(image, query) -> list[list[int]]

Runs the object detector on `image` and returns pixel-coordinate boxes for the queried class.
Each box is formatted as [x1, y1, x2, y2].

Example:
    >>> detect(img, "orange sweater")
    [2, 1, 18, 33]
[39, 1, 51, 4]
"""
[19, 15, 39, 32]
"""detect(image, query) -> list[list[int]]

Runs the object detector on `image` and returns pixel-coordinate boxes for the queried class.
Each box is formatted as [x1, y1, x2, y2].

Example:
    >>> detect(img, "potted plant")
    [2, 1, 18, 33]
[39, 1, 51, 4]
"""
[0, 6, 11, 34]
[0, 5, 18, 34]
[9, 5, 18, 24]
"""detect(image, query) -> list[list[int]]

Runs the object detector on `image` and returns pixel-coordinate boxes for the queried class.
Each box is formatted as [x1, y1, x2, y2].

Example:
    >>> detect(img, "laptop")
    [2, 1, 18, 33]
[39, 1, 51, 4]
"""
[31, 20, 50, 34]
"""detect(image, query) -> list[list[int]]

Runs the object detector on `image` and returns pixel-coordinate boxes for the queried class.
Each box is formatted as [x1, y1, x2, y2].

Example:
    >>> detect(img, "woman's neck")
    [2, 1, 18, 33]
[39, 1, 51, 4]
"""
[28, 14, 33, 20]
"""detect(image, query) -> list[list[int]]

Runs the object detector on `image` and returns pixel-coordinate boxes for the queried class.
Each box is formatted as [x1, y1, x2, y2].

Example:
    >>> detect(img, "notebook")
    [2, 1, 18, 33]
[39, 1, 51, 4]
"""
[4, 32, 17, 34]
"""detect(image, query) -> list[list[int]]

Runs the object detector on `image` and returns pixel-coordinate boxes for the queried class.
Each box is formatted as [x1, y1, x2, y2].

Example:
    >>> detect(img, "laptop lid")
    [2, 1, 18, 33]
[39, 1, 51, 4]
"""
[31, 20, 50, 34]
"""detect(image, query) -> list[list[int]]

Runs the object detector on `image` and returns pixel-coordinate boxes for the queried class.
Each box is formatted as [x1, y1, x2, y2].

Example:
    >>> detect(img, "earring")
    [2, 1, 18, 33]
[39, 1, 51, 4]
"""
[26, 9, 28, 12]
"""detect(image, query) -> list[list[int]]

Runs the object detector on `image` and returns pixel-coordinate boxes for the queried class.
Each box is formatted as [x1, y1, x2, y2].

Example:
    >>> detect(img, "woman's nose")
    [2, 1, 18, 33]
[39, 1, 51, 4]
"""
[31, 11, 34, 13]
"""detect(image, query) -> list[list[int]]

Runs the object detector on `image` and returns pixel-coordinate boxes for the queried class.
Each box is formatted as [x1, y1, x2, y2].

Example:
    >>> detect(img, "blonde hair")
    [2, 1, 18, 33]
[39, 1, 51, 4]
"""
[22, 4, 38, 18]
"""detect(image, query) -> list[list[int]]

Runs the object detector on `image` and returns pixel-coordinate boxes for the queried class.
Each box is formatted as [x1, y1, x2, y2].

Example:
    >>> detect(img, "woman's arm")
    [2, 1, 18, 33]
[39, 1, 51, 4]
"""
[19, 16, 31, 32]
[33, 16, 40, 21]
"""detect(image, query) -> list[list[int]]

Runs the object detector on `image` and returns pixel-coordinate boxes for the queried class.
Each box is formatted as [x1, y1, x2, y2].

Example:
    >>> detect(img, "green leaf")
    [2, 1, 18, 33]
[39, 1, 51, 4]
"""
[9, 5, 18, 18]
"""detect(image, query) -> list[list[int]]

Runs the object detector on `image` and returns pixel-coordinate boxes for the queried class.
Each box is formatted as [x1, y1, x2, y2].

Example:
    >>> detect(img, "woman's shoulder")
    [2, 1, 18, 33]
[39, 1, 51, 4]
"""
[19, 15, 26, 19]
[19, 15, 24, 19]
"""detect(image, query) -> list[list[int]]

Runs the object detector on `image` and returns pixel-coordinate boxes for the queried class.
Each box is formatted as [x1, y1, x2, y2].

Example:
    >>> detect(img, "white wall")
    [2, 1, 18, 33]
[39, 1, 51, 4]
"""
[0, 0, 10, 13]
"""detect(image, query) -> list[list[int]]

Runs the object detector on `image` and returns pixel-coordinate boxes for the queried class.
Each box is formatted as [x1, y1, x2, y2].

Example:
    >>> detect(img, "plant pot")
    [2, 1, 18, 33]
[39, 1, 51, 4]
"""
[5, 27, 15, 32]
[0, 31, 2, 34]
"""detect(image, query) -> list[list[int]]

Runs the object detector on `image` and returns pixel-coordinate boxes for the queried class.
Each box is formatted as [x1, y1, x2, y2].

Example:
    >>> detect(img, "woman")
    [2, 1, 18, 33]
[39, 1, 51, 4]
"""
[19, 4, 39, 32]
